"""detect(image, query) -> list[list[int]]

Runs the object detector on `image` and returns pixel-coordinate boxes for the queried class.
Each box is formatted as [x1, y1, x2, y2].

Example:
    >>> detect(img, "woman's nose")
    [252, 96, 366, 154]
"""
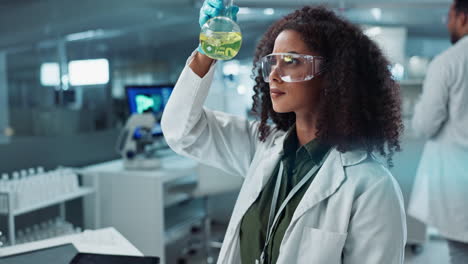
[269, 65, 283, 83]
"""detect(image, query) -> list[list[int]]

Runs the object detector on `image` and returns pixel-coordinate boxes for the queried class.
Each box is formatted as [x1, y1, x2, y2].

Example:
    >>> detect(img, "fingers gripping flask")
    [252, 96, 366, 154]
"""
[199, 0, 242, 60]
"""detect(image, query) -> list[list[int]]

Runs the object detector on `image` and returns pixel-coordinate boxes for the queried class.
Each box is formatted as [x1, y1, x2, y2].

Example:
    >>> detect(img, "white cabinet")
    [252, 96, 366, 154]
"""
[81, 155, 200, 264]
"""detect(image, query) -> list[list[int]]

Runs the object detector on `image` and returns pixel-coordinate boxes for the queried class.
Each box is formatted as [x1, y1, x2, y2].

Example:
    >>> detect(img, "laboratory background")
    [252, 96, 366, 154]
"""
[0, 0, 463, 263]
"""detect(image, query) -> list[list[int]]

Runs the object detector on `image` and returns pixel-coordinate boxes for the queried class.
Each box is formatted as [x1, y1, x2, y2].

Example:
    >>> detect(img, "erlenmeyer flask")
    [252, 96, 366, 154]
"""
[199, 1, 242, 60]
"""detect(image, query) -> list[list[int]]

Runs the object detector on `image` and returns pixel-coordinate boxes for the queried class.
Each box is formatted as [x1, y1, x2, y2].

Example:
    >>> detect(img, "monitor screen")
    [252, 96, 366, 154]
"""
[125, 85, 173, 136]
[125, 85, 173, 115]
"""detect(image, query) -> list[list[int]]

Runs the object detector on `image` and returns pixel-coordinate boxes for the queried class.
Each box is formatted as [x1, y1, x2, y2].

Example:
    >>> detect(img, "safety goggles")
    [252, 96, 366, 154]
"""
[257, 53, 325, 83]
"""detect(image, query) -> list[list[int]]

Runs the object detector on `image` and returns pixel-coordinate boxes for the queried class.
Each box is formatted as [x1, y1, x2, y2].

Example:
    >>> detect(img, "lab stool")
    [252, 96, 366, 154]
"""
[169, 164, 243, 264]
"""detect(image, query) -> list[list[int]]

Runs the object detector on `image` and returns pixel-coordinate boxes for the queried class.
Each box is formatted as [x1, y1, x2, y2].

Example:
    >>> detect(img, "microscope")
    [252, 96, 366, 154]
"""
[116, 113, 164, 170]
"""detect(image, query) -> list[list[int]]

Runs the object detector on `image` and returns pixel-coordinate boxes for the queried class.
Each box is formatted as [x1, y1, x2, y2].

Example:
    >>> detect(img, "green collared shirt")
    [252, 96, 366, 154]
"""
[239, 125, 330, 264]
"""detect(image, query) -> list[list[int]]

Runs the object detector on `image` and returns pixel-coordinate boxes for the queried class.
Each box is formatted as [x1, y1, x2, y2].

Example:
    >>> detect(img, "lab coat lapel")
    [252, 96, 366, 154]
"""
[257, 135, 285, 190]
[291, 148, 347, 224]
[230, 133, 285, 227]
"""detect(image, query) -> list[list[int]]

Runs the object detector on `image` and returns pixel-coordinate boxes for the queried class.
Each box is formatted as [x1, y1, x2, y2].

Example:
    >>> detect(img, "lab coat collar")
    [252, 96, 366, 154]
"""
[291, 148, 370, 223]
[340, 148, 369, 166]
[272, 134, 370, 224]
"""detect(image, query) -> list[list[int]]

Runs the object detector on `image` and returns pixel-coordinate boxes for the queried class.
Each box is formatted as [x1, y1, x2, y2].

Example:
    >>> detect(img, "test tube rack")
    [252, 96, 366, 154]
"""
[0, 167, 94, 246]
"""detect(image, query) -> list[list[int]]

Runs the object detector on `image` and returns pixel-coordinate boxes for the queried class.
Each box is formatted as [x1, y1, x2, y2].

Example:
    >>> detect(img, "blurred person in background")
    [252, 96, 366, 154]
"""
[409, 0, 468, 263]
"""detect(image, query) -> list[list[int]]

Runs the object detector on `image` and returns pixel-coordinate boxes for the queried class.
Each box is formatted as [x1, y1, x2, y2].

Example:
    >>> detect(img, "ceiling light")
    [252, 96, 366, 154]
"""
[263, 8, 275, 16]
[371, 8, 382, 21]
[69, 59, 109, 86]
[40, 63, 60, 86]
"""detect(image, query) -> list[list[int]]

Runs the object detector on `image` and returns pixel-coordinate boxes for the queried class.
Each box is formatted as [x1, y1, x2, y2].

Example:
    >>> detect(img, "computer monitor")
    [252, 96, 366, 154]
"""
[125, 85, 173, 115]
[125, 85, 174, 136]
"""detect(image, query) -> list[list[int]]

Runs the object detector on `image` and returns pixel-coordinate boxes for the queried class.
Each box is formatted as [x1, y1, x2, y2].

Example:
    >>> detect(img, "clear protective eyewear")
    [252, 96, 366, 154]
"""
[258, 53, 325, 83]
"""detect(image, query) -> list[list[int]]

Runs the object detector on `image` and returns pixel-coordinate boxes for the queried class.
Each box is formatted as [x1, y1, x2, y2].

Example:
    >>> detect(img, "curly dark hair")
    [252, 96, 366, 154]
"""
[455, 0, 468, 14]
[251, 6, 403, 166]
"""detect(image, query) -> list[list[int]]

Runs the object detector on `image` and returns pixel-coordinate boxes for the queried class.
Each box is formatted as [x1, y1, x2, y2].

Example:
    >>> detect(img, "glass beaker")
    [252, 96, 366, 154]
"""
[199, 0, 242, 60]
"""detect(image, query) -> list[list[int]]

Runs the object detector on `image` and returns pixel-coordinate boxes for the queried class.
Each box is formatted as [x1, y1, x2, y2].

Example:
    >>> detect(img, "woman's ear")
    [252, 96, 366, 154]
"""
[455, 10, 468, 28]
[461, 12, 468, 27]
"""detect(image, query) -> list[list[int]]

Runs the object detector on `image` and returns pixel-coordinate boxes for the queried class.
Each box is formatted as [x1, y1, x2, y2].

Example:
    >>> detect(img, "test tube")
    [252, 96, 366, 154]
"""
[37, 166, 45, 174]
[28, 168, 35, 175]
[0, 174, 10, 213]
[1, 173, 8, 181]
[75, 226, 83, 234]
[0, 231, 5, 247]
[11, 172, 20, 209]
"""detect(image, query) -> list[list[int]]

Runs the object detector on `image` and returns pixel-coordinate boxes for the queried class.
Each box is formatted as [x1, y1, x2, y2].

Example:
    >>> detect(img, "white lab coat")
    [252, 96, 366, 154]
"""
[409, 36, 468, 242]
[161, 51, 407, 264]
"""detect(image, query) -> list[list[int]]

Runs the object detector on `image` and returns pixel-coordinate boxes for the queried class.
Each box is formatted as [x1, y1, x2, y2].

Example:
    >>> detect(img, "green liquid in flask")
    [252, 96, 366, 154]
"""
[200, 31, 242, 60]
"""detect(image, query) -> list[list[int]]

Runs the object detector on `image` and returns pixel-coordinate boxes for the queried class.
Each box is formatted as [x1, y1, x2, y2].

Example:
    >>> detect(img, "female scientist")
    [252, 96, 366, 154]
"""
[161, 4, 406, 264]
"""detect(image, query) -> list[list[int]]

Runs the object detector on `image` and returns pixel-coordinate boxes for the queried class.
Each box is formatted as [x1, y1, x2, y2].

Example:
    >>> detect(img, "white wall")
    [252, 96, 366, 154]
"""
[406, 36, 450, 58]
[364, 26, 407, 65]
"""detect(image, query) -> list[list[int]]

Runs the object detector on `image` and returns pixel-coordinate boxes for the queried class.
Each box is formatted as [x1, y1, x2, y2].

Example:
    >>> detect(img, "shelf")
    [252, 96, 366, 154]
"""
[4, 220, 77, 246]
[165, 214, 205, 245]
[164, 193, 191, 208]
[9, 187, 94, 216]
[164, 199, 205, 230]
[164, 174, 198, 208]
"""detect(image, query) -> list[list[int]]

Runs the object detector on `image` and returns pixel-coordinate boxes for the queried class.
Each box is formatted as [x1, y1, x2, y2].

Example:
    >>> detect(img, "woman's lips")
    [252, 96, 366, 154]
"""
[270, 88, 285, 98]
